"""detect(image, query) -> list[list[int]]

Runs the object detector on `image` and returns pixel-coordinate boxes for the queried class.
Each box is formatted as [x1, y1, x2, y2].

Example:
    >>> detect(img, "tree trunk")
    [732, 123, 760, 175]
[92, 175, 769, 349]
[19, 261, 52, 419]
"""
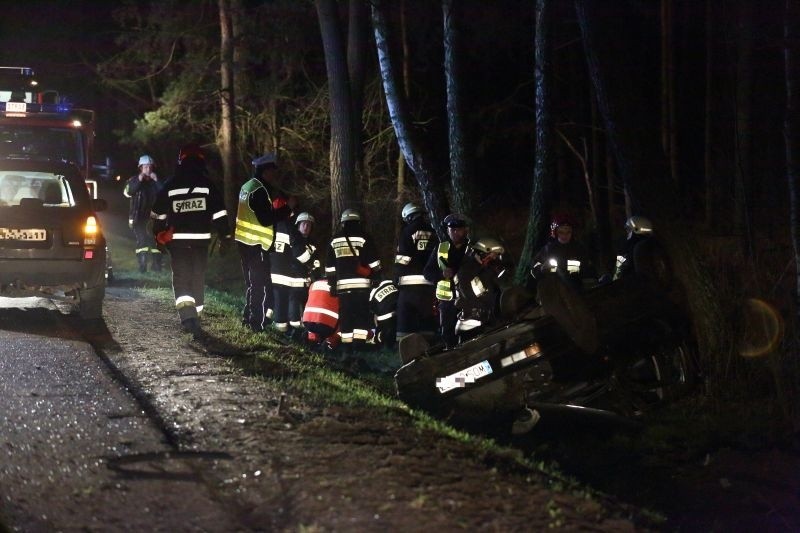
[348, 0, 369, 179]
[786, 0, 800, 327]
[231, 0, 246, 173]
[316, 0, 357, 225]
[575, 0, 734, 388]
[443, 0, 474, 219]
[704, 0, 716, 229]
[734, 0, 754, 254]
[516, 0, 555, 283]
[218, 0, 237, 226]
[661, 0, 678, 185]
[372, 0, 449, 238]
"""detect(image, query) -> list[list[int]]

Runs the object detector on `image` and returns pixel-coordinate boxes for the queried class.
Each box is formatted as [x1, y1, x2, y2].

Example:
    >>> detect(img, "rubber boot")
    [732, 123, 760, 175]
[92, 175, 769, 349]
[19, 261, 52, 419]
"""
[137, 252, 148, 273]
[151, 252, 163, 272]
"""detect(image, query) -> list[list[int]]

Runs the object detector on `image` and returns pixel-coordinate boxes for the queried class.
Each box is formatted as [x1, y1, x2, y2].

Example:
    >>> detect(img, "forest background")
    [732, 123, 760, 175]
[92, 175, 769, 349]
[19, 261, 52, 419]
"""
[1, 0, 798, 435]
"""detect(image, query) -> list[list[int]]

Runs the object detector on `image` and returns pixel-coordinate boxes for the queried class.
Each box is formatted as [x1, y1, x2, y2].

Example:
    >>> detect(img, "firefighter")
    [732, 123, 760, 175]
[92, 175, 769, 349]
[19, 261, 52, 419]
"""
[369, 278, 399, 349]
[423, 213, 472, 349]
[151, 144, 231, 337]
[326, 209, 382, 353]
[454, 237, 512, 342]
[529, 213, 595, 292]
[288, 212, 319, 338]
[124, 154, 163, 272]
[271, 211, 316, 338]
[234, 153, 291, 332]
[302, 279, 340, 352]
[613, 215, 655, 281]
[394, 202, 438, 339]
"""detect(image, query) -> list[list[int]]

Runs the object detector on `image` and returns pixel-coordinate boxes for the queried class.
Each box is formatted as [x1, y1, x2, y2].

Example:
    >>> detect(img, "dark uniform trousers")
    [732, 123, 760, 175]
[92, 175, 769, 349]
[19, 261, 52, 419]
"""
[339, 289, 371, 349]
[439, 299, 459, 348]
[239, 242, 273, 331]
[288, 287, 307, 330]
[272, 283, 291, 331]
[397, 285, 435, 335]
[169, 243, 208, 322]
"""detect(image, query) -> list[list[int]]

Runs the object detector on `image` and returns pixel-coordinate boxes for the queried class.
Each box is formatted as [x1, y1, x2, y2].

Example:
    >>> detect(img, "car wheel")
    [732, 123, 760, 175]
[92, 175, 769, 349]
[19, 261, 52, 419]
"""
[78, 287, 105, 320]
[536, 274, 599, 354]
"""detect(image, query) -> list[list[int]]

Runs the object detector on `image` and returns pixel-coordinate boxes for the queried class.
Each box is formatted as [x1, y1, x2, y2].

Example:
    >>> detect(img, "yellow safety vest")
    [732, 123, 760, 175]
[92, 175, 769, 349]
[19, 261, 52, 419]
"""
[435, 242, 453, 301]
[234, 179, 275, 251]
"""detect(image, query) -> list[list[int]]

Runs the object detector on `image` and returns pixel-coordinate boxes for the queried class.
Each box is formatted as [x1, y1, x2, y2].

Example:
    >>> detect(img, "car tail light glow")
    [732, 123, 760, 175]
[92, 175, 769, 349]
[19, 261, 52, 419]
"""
[84, 249, 94, 259]
[83, 216, 98, 245]
[500, 342, 542, 368]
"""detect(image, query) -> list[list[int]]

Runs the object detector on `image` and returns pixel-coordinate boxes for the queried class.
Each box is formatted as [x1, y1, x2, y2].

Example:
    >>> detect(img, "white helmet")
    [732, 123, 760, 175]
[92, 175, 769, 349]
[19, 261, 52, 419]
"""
[472, 237, 505, 256]
[625, 215, 654, 235]
[138, 154, 155, 167]
[340, 209, 361, 223]
[296, 212, 315, 224]
[401, 202, 423, 222]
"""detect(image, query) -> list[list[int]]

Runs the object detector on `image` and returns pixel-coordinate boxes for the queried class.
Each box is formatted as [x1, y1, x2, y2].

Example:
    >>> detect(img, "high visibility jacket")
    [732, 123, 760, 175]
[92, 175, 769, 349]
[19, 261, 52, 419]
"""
[423, 240, 470, 302]
[395, 216, 437, 287]
[234, 178, 274, 251]
[303, 280, 339, 335]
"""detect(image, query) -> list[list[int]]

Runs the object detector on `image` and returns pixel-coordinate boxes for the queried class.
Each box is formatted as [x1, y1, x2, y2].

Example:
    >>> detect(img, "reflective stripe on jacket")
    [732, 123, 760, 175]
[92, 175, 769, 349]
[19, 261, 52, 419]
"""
[234, 179, 274, 250]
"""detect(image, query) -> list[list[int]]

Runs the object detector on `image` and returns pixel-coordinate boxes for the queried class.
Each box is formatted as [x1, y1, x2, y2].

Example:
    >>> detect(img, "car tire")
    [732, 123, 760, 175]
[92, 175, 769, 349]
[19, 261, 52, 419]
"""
[536, 274, 599, 354]
[78, 287, 105, 320]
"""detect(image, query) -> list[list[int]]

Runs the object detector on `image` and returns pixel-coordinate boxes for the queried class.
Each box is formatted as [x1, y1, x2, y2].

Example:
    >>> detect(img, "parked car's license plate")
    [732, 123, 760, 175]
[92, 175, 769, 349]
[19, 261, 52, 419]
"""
[0, 228, 46, 241]
[436, 360, 493, 393]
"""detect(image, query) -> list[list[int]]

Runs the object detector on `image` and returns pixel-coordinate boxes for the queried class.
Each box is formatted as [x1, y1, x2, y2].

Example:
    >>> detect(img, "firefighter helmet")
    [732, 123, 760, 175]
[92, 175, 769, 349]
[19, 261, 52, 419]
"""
[138, 154, 155, 167]
[177, 144, 205, 164]
[472, 237, 505, 256]
[549, 213, 574, 238]
[340, 209, 361, 223]
[443, 213, 468, 228]
[401, 202, 423, 222]
[625, 215, 654, 235]
[296, 212, 315, 224]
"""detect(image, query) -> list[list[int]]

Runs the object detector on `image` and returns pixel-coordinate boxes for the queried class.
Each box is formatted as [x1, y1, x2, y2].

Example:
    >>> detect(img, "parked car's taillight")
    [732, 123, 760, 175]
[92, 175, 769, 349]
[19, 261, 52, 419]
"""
[83, 216, 98, 245]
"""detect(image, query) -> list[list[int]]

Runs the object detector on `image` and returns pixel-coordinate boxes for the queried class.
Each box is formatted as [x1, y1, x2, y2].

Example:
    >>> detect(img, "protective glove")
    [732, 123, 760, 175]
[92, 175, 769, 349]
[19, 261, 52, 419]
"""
[218, 236, 233, 257]
[328, 283, 338, 297]
[155, 226, 174, 246]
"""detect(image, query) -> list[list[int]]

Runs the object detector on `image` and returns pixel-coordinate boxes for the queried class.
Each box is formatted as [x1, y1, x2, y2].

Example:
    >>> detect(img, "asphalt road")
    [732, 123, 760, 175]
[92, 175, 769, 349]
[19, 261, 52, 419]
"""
[0, 306, 238, 531]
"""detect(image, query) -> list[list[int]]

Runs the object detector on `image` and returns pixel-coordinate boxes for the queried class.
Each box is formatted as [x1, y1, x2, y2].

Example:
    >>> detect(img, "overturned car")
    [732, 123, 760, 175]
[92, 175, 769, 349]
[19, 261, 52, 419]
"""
[395, 274, 696, 432]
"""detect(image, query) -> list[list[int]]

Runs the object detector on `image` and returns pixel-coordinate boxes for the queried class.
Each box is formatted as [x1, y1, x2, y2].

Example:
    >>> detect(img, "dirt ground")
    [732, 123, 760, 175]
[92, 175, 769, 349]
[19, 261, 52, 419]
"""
[80, 285, 648, 531]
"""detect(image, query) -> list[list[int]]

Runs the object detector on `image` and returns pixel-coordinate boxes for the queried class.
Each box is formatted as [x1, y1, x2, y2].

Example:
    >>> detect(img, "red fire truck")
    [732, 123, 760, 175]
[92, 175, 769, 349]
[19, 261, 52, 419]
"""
[0, 66, 99, 197]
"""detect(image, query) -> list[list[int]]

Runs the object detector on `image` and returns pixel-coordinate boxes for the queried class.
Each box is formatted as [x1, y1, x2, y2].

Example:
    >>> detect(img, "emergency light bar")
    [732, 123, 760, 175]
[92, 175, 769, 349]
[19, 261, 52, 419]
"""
[0, 101, 72, 114]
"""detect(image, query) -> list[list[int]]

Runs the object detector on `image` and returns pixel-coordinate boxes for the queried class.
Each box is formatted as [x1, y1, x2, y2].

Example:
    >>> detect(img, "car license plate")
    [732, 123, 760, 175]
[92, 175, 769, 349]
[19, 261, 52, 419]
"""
[436, 360, 493, 393]
[0, 228, 46, 241]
